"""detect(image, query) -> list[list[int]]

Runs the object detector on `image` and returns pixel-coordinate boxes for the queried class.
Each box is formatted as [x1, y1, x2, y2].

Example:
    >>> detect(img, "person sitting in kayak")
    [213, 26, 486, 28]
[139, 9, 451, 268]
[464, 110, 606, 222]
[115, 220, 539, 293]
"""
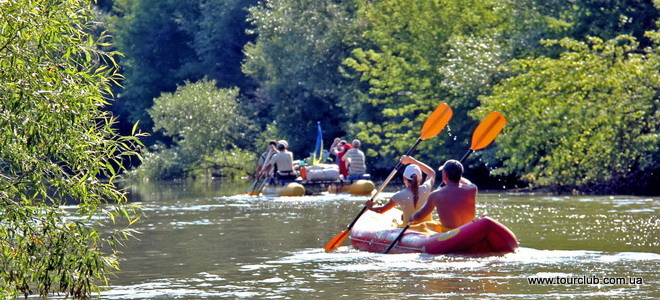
[364, 156, 435, 223]
[342, 139, 366, 181]
[259, 140, 298, 183]
[409, 159, 477, 231]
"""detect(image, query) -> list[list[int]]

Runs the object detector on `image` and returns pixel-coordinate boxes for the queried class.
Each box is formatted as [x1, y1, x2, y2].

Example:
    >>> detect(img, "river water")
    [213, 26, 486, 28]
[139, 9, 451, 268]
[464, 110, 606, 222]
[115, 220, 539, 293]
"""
[98, 180, 658, 299]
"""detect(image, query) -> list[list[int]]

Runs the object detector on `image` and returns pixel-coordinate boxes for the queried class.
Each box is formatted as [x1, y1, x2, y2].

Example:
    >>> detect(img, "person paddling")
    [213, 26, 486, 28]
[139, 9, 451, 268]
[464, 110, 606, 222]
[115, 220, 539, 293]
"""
[256, 140, 277, 178]
[409, 159, 477, 231]
[259, 140, 298, 184]
[364, 156, 435, 223]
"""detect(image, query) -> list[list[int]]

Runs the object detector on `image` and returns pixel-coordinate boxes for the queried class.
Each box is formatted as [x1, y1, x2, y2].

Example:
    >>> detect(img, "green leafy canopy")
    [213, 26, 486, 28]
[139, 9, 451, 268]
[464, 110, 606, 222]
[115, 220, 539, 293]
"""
[1, 0, 144, 297]
[137, 79, 256, 180]
[475, 34, 659, 190]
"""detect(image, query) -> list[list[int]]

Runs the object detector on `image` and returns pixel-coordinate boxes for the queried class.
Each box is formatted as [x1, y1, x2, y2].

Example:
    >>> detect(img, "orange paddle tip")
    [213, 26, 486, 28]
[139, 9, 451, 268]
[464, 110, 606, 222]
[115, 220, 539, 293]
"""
[324, 229, 349, 251]
[471, 111, 506, 151]
[420, 103, 453, 140]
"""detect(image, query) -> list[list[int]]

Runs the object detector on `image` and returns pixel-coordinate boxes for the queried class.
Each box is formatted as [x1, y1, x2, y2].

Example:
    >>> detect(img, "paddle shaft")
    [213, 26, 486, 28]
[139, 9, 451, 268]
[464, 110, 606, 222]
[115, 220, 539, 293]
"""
[249, 149, 276, 195]
[459, 149, 473, 164]
[250, 177, 268, 195]
[247, 171, 265, 194]
[384, 147, 475, 254]
[345, 138, 422, 231]
[246, 178, 259, 194]
[324, 103, 453, 251]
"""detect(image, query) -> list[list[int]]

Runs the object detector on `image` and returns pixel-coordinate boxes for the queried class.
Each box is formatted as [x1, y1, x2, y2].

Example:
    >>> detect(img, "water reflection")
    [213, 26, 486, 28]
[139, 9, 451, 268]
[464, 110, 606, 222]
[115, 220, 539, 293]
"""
[98, 181, 658, 299]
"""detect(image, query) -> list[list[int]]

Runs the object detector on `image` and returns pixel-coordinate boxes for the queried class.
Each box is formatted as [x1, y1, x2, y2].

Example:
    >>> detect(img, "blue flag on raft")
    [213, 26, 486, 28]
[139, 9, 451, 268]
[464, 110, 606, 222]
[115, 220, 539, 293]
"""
[314, 122, 323, 164]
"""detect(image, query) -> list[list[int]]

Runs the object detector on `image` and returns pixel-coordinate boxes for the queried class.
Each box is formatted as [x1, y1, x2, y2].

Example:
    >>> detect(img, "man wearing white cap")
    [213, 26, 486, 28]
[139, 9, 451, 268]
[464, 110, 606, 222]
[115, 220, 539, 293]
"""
[259, 140, 298, 182]
[365, 156, 435, 223]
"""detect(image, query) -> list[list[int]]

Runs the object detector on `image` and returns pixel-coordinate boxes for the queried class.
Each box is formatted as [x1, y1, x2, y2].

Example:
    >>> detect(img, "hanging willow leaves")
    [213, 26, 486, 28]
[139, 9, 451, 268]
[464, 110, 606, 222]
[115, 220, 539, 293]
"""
[0, 0, 143, 297]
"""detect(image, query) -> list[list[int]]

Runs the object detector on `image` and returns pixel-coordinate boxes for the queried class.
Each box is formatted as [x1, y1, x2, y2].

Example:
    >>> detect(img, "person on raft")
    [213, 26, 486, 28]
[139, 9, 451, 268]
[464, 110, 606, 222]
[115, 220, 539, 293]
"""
[328, 138, 345, 163]
[409, 159, 477, 231]
[342, 139, 366, 181]
[329, 138, 351, 179]
[259, 140, 298, 183]
[364, 156, 435, 223]
[255, 140, 277, 178]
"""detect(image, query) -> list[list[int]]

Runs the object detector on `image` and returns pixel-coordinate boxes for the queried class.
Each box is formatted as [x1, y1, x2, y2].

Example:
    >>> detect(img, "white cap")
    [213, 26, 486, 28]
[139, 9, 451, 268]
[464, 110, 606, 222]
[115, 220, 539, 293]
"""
[277, 140, 288, 148]
[403, 164, 421, 180]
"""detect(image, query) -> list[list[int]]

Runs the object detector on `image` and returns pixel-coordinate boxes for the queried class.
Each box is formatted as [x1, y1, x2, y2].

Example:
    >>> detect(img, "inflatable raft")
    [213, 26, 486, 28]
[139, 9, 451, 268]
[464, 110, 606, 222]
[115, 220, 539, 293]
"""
[261, 180, 375, 197]
[349, 209, 518, 254]
[262, 182, 306, 197]
[259, 177, 375, 197]
[327, 179, 375, 196]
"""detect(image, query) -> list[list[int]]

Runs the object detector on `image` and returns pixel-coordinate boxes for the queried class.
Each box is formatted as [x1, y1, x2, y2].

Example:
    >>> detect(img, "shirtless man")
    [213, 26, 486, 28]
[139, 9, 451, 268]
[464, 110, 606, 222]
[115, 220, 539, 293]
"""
[409, 159, 477, 230]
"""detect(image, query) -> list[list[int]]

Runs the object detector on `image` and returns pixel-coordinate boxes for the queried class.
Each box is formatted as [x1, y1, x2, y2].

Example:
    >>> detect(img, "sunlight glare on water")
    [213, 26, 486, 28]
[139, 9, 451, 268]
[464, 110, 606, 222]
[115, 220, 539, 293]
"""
[94, 181, 658, 299]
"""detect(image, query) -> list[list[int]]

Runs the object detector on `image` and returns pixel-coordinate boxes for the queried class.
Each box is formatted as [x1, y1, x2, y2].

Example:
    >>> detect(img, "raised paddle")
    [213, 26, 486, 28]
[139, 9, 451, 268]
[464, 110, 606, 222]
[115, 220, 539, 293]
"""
[384, 111, 507, 254]
[324, 103, 453, 251]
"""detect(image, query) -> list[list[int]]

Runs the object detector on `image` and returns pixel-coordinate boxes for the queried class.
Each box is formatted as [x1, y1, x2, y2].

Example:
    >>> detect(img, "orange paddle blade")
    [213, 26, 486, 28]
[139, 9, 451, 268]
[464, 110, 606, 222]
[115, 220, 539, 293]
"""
[420, 103, 453, 140]
[471, 111, 506, 151]
[324, 229, 349, 251]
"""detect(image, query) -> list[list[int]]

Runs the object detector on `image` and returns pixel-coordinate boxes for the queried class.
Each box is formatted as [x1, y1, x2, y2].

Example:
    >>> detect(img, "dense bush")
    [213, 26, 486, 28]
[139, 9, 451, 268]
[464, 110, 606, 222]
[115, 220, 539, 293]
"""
[0, 0, 142, 297]
[103, 0, 658, 193]
[475, 34, 659, 193]
[134, 79, 257, 180]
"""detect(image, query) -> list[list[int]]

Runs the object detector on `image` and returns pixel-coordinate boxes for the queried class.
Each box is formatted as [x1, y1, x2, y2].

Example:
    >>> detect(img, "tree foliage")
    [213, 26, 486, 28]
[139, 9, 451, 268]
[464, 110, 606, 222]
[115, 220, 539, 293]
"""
[475, 34, 659, 193]
[108, 0, 199, 131]
[341, 0, 510, 168]
[503, 0, 659, 58]
[100, 0, 659, 193]
[188, 0, 259, 91]
[0, 0, 142, 297]
[106, 0, 259, 139]
[136, 79, 256, 180]
[243, 0, 355, 154]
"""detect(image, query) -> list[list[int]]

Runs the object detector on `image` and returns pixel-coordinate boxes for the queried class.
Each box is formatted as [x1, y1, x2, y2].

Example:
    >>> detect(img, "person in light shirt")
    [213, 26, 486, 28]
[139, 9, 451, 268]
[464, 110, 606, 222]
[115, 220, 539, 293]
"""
[364, 156, 435, 223]
[255, 140, 277, 178]
[342, 139, 366, 180]
[259, 140, 297, 183]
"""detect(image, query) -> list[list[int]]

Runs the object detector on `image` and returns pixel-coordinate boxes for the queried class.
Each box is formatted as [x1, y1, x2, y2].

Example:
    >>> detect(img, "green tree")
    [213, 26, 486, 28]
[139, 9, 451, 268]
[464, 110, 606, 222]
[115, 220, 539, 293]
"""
[137, 79, 256, 180]
[243, 0, 356, 155]
[0, 0, 142, 297]
[108, 0, 199, 133]
[475, 34, 659, 193]
[106, 0, 261, 142]
[184, 0, 259, 91]
[342, 0, 509, 168]
[504, 0, 658, 58]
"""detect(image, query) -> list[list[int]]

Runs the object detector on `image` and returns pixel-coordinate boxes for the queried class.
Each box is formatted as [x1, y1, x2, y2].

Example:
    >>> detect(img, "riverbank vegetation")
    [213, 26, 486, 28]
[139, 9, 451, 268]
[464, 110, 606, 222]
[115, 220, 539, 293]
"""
[135, 79, 257, 180]
[0, 0, 657, 297]
[105, 0, 657, 194]
[1, 0, 142, 297]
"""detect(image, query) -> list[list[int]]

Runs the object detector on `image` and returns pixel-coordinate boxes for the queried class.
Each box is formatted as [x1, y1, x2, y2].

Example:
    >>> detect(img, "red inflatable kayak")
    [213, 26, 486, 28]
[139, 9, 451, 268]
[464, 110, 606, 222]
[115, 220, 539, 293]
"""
[349, 209, 518, 254]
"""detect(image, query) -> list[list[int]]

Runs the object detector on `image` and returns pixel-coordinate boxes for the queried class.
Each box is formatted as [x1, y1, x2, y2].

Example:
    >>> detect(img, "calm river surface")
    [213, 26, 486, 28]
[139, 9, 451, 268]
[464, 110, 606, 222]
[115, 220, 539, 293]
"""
[98, 180, 658, 299]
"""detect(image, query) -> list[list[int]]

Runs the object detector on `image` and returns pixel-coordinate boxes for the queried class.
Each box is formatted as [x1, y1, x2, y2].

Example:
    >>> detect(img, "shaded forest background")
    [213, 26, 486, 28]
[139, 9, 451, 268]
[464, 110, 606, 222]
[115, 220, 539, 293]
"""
[2, 1, 655, 297]
[96, 0, 658, 194]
